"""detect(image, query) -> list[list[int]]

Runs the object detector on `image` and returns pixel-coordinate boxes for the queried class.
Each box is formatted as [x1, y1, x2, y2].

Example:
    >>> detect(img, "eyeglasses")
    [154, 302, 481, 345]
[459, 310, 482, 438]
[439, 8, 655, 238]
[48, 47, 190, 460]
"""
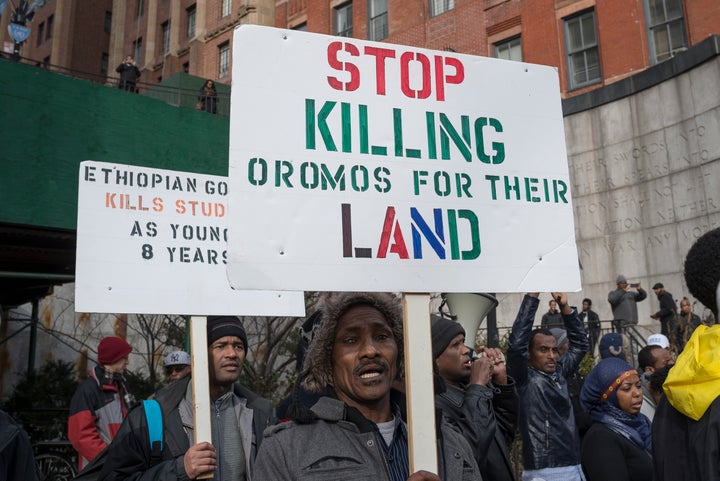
[166, 365, 188, 374]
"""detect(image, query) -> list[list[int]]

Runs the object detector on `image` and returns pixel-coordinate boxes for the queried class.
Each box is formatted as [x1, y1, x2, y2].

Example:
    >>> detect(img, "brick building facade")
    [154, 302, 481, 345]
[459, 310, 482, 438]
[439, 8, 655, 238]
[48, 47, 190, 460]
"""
[106, 0, 275, 87]
[0, 0, 113, 82]
[3, 1, 717, 93]
[275, 0, 720, 98]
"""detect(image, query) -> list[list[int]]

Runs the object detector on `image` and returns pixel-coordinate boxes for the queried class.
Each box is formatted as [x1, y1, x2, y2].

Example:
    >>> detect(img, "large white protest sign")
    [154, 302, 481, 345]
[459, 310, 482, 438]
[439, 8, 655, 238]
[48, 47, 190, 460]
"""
[75, 160, 305, 315]
[227, 25, 580, 292]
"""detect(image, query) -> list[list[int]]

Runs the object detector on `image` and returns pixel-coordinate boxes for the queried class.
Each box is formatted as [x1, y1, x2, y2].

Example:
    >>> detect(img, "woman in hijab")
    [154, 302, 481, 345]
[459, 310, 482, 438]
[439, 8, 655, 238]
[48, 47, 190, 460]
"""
[580, 357, 653, 481]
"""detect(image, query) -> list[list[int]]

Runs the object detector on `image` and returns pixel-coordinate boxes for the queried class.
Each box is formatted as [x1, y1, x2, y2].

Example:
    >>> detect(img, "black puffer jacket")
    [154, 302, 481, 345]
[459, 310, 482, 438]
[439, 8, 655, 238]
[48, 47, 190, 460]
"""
[507, 295, 589, 470]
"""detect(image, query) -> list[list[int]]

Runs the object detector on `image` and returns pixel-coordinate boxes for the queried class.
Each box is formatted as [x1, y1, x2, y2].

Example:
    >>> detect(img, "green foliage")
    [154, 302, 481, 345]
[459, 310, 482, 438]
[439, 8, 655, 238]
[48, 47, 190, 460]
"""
[577, 351, 596, 377]
[2, 360, 79, 441]
[238, 318, 303, 405]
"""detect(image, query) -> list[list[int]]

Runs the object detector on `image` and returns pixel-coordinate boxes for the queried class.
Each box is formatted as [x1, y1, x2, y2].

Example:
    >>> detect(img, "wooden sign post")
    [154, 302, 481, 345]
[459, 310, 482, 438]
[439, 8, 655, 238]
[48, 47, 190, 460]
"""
[402, 293, 438, 473]
[189, 316, 213, 479]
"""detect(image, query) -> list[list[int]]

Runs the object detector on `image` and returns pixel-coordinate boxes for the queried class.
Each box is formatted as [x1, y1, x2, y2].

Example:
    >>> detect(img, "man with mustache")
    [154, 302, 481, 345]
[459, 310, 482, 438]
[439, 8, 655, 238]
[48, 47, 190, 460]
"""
[253, 292, 481, 480]
[507, 292, 589, 481]
[100, 316, 274, 481]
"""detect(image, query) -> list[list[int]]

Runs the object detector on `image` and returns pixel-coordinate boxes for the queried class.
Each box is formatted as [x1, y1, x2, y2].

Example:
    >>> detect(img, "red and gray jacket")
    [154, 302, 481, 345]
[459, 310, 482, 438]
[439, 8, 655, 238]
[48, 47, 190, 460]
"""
[68, 366, 131, 470]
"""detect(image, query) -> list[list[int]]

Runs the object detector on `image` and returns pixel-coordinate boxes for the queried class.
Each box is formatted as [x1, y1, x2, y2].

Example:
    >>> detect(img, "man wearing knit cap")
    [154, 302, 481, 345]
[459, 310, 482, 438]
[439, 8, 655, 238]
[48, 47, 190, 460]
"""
[100, 316, 274, 481]
[253, 292, 481, 481]
[68, 336, 134, 471]
[431, 315, 518, 481]
[608, 274, 647, 333]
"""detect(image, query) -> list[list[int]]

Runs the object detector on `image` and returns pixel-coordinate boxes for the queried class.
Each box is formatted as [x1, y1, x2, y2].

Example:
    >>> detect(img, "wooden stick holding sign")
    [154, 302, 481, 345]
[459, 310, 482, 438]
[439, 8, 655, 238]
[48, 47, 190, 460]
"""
[189, 316, 213, 479]
[402, 293, 439, 474]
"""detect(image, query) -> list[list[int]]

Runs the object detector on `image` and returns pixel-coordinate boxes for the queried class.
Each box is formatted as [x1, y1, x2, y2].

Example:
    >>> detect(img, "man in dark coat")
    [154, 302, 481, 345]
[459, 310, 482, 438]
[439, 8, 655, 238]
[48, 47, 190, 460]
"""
[99, 316, 275, 481]
[507, 292, 589, 480]
[116, 55, 141, 92]
[579, 298, 601, 355]
[0, 410, 38, 481]
[650, 282, 678, 344]
[431, 315, 518, 481]
[540, 299, 563, 329]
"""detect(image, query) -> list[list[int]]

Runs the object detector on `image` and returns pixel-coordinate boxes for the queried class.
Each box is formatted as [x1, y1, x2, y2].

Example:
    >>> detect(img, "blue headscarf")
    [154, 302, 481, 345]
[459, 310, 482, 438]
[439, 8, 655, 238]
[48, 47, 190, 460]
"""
[580, 357, 652, 452]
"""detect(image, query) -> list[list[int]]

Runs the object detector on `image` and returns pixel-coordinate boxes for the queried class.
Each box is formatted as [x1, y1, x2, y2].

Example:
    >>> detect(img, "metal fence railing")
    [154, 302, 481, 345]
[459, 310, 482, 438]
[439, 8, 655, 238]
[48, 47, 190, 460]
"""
[1, 52, 231, 117]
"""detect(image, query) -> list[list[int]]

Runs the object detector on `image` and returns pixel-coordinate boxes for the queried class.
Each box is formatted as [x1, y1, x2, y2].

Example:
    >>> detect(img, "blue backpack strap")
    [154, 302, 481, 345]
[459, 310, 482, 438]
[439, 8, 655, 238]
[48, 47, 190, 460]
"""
[142, 399, 163, 460]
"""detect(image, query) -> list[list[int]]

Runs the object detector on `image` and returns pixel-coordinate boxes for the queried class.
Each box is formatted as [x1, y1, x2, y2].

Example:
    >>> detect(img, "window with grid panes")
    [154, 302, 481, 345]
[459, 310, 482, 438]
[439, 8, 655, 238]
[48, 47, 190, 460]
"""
[222, 0, 232, 18]
[368, 0, 388, 41]
[161, 21, 170, 54]
[334, 2, 352, 37]
[564, 10, 601, 89]
[187, 5, 196, 38]
[219, 42, 230, 78]
[494, 36, 522, 62]
[644, 0, 687, 63]
[430, 0, 454, 17]
[133, 38, 143, 64]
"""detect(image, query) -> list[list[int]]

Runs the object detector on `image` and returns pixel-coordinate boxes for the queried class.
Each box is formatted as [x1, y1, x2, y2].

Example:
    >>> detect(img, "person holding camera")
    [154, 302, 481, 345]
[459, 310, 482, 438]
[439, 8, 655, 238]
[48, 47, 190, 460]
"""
[650, 282, 678, 344]
[116, 55, 141, 92]
[431, 315, 518, 481]
[608, 275, 647, 333]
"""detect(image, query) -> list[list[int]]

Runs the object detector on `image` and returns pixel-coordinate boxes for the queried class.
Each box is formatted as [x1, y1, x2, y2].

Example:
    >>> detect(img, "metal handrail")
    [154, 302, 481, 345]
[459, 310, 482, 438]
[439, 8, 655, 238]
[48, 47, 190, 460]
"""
[1, 52, 231, 116]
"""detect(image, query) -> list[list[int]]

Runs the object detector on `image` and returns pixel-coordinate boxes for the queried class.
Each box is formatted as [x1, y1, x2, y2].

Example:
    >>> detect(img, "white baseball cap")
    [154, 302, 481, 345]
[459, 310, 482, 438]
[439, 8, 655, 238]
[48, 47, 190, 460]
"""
[647, 333, 670, 349]
[163, 350, 191, 366]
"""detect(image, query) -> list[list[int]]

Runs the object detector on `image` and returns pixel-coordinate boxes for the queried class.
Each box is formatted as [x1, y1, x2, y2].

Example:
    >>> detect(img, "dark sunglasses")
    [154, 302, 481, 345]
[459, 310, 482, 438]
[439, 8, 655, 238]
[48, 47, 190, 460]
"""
[166, 365, 188, 374]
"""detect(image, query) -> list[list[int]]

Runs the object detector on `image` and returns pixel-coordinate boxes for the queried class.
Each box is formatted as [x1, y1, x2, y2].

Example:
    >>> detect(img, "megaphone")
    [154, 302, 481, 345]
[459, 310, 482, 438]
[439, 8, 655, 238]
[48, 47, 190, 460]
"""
[441, 293, 499, 344]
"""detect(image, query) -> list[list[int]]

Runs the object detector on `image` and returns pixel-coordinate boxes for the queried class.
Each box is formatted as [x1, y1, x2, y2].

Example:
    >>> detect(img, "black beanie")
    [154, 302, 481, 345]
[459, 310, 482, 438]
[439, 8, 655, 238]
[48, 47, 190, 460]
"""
[431, 315, 465, 359]
[207, 316, 248, 349]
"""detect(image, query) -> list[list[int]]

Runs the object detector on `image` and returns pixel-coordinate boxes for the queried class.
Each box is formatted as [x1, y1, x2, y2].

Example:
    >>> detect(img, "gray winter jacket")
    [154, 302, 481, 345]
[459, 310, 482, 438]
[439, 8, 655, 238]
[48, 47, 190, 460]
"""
[253, 396, 481, 480]
[99, 376, 274, 481]
[608, 287, 647, 324]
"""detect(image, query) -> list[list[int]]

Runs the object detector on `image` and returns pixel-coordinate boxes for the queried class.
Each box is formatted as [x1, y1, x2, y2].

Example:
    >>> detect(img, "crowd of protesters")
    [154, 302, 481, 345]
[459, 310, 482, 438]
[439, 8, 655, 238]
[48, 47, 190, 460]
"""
[2, 228, 720, 481]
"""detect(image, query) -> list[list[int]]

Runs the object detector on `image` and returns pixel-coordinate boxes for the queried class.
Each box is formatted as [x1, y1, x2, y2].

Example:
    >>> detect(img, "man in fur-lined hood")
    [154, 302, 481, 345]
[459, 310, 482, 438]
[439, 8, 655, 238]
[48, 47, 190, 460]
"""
[253, 291, 482, 481]
[301, 291, 405, 394]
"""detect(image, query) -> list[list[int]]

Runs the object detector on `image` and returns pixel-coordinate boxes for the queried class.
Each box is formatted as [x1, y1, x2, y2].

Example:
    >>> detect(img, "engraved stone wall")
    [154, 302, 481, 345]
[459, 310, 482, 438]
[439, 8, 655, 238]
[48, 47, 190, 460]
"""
[493, 55, 720, 337]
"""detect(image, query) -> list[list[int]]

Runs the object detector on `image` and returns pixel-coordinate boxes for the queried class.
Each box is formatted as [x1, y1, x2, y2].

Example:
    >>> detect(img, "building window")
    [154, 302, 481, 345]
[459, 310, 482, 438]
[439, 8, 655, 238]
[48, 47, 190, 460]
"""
[292, 22, 307, 31]
[334, 2, 352, 37]
[564, 10, 601, 89]
[46, 15, 54, 39]
[430, 0, 454, 17]
[37, 22, 44, 46]
[218, 42, 230, 78]
[101, 53, 109, 76]
[494, 36, 522, 62]
[221, 0, 231, 18]
[161, 21, 171, 54]
[368, 0, 388, 41]
[137, 0, 144, 18]
[104, 11, 112, 34]
[644, 0, 687, 63]
[187, 5, 196, 38]
[133, 37, 143, 64]
[183, 62, 190, 73]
